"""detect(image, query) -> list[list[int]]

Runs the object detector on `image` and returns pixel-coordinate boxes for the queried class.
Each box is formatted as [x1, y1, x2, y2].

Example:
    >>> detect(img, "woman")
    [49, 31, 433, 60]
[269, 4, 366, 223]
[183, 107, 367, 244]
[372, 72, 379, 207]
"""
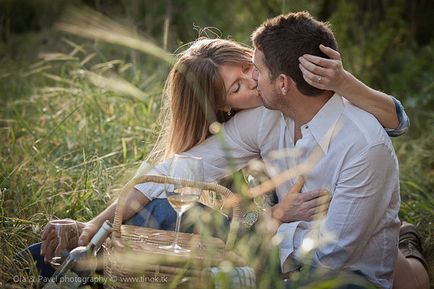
[32, 38, 426, 288]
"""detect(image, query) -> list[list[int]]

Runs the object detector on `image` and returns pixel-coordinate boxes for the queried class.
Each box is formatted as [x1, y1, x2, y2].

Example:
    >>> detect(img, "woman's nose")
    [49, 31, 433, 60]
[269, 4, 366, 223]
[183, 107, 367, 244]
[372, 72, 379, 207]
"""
[243, 65, 258, 89]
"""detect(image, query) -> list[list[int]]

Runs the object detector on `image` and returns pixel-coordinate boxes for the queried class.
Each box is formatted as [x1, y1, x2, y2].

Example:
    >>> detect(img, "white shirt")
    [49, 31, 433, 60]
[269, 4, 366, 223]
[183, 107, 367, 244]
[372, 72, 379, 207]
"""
[135, 94, 400, 289]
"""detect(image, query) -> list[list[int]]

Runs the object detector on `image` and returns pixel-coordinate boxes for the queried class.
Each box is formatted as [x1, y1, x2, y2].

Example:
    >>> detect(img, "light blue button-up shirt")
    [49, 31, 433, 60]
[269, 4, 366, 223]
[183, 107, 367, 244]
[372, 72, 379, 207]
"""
[136, 95, 401, 288]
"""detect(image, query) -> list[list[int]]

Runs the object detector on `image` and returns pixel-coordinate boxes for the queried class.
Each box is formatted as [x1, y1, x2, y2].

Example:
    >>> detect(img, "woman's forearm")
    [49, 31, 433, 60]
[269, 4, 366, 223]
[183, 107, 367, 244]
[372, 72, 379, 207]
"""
[90, 188, 151, 226]
[299, 45, 400, 129]
[339, 72, 399, 129]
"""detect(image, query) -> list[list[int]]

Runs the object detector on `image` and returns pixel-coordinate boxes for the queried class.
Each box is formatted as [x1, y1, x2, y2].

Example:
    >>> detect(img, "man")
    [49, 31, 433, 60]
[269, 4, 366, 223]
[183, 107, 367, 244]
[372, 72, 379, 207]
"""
[135, 12, 400, 288]
[248, 12, 400, 288]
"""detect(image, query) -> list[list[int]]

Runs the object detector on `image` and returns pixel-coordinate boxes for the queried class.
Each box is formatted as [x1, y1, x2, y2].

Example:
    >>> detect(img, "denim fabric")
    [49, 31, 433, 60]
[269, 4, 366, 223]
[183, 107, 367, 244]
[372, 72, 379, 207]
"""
[15, 242, 55, 281]
[125, 198, 178, 230]
[386, 96, 410, 137]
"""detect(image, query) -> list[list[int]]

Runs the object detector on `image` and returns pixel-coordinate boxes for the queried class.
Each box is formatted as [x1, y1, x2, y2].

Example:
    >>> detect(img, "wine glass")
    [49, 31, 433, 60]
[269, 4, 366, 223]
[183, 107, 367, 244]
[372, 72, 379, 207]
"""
[160, 154, 204, 253]
[49, 219, 79, 268]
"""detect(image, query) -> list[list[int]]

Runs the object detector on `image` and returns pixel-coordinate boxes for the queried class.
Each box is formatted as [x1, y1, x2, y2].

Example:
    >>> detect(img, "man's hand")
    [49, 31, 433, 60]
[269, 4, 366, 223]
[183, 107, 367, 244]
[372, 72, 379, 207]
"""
[40, 219, 99, 263]
[271, 176, 331, 225]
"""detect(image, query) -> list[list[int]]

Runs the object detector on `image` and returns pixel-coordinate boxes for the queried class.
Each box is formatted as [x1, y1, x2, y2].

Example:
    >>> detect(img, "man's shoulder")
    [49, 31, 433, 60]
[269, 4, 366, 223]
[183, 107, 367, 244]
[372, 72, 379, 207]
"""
[340, 101, 390, 147]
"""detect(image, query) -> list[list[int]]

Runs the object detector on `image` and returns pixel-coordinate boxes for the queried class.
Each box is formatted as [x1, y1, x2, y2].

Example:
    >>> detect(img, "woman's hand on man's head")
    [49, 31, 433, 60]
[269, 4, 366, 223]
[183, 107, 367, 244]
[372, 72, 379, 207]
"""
[298, 44, 351, 95]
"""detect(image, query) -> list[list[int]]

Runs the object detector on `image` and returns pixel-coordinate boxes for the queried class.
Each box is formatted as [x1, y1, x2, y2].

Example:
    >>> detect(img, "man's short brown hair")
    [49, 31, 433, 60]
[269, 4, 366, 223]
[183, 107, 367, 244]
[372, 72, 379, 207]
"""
[251, 11, 337, 96]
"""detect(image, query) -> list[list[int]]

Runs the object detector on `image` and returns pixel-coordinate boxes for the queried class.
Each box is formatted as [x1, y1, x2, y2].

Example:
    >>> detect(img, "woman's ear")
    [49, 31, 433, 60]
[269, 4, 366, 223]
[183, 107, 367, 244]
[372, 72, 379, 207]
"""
[221, 105, 231, 112]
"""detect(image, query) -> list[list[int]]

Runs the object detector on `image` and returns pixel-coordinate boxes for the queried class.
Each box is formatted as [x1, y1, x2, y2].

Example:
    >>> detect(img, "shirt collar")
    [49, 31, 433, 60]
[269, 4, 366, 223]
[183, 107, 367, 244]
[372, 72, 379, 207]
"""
[306, 93, 344, 153]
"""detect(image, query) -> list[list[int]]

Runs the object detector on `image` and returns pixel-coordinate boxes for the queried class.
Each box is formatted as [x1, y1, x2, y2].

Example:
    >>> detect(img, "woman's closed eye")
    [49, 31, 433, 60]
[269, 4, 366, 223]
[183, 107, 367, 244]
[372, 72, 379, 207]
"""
[232, 82, 241, 94]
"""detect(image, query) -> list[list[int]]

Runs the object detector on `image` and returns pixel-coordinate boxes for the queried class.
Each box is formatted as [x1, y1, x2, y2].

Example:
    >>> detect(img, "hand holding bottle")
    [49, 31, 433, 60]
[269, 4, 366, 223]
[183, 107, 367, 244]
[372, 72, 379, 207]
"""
[77, 221, 102, 246]
[46, 220, 112, 287]
[41, 219, 100, 263]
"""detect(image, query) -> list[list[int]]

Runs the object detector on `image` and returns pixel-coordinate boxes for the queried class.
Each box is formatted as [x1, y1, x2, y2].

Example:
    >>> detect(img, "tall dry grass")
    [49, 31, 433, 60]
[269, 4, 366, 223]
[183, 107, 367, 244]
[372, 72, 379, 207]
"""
[0, 7, 432, 289]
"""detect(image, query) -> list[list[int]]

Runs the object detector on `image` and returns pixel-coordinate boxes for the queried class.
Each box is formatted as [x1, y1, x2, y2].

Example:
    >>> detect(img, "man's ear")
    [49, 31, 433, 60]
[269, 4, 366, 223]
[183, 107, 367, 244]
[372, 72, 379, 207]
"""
[277, 74, 293, 95]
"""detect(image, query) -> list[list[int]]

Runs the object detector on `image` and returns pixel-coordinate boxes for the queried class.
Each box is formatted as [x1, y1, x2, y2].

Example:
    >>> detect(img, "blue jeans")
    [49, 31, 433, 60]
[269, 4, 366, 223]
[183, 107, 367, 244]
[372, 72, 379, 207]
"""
[16, 198, 198, 282]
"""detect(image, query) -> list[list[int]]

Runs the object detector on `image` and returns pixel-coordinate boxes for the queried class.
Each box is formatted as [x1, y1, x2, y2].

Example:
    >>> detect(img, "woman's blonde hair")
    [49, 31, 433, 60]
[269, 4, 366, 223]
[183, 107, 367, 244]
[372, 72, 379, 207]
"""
[148, 38, 253, 162]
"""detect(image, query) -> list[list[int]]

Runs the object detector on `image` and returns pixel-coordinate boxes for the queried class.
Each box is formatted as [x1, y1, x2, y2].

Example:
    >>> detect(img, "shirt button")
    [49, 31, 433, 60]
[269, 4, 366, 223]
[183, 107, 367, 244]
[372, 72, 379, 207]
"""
[304, 125, 309, 129]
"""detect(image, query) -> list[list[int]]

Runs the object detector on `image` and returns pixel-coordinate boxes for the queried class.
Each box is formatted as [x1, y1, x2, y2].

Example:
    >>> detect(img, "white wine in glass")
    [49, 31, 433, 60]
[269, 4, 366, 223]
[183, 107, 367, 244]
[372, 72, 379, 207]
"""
[167, 189, 200, 213]
[160, 154, 204, 253]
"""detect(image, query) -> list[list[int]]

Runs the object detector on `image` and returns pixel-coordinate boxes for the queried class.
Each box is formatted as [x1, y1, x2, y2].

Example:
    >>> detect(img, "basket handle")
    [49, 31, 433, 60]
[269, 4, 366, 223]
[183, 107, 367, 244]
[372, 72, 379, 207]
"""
[113, 175, 242, 249]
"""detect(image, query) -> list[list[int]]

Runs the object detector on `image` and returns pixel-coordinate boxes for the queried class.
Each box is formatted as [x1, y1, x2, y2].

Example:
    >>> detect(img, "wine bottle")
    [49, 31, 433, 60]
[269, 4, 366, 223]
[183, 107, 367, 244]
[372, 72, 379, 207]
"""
[45, 220, 112, 287]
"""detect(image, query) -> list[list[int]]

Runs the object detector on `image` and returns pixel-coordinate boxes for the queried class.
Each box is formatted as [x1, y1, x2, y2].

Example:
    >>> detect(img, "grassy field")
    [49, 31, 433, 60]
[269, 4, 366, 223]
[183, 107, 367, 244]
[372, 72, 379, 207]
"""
[1, 26, 433, 288]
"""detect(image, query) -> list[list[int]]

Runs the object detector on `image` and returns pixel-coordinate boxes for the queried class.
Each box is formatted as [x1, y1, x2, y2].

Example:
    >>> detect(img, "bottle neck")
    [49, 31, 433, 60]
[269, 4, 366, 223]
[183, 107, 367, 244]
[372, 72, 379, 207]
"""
[86, 221, 112, 254]
[85, 242, 98, 254]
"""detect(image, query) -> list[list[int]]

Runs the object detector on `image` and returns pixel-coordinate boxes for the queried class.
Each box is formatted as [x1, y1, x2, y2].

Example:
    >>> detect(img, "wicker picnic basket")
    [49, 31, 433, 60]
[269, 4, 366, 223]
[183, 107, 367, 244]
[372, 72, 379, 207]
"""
[103, 175, 244, 288]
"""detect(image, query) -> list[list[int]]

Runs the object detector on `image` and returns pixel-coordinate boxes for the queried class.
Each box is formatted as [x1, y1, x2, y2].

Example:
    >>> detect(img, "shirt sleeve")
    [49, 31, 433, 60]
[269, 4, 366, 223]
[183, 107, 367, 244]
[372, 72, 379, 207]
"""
[134, 108, 266, 200]
[278, 143, 398, 271]
[385, 96, 410, 137]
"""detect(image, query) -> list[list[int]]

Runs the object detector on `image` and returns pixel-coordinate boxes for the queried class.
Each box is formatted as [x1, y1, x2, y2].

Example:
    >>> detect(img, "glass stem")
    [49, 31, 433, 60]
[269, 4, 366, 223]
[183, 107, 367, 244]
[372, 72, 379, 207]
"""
[173, 211, 183, 246]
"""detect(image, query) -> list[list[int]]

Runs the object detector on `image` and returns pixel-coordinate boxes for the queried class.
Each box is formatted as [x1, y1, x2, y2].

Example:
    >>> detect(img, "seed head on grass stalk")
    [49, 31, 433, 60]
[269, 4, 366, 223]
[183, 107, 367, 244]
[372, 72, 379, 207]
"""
[56, 6, 175, 66]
